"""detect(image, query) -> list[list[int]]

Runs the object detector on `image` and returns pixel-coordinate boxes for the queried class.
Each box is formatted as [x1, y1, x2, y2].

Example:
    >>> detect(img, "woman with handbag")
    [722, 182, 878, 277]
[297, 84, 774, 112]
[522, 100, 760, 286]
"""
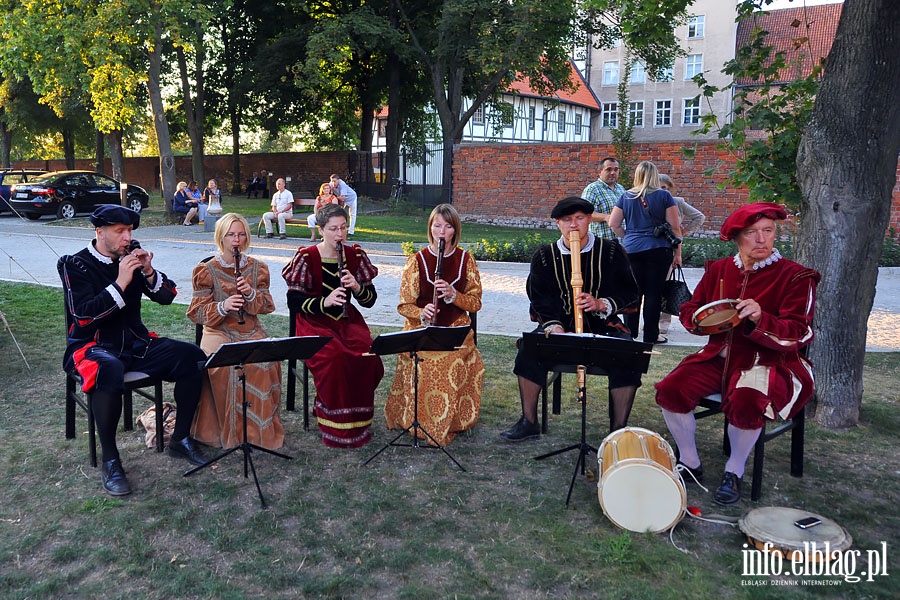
[609, 161, 683, 345]
[657, 174, 706, 341]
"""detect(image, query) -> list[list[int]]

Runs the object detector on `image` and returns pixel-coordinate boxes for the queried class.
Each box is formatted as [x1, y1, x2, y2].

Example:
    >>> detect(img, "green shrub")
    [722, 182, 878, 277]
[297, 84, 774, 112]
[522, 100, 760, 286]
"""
[468, 233, 550, 262]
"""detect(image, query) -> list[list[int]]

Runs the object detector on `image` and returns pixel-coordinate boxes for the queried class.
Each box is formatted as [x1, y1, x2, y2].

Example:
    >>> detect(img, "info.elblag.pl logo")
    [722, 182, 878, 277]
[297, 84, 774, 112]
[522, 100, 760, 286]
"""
[741, 541, 889, 586]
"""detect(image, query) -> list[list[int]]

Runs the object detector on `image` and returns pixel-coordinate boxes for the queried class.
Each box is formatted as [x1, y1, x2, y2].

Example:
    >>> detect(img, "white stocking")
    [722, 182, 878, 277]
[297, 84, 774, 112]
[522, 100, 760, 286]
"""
[662, 409, 700, 468]
[724, 424, 763, 478]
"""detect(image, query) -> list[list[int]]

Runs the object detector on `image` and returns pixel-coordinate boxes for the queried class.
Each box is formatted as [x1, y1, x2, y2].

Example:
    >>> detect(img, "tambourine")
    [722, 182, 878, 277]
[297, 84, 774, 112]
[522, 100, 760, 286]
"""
[692, 299, 741, 335]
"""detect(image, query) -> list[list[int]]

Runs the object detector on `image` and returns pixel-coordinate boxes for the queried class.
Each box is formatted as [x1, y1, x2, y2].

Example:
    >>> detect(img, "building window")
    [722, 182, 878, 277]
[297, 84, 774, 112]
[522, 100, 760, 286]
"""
[687, 15, 705, 39]
[655, 100, 672, 127]
[558, 109, 566, 133]
[528, 106, 536, 130]
[628, 101, 644, 127]
[376, 119, 387, 138]
[685, 54, 703, 80]
[653, 66, 674, 82]
[473, 105, 484, 125]
[501, 102, 513, 128]
[630, 61, 645, 84]
[574, 113, 583, 136]
[602, 103, 618, 128]
[603, 61, 619, 85]
[683, 97, 701, 125]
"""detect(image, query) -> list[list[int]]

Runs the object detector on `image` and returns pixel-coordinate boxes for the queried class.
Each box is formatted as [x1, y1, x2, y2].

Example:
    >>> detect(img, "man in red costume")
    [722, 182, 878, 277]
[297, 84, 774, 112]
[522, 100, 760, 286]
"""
[655, 203, 820, 504]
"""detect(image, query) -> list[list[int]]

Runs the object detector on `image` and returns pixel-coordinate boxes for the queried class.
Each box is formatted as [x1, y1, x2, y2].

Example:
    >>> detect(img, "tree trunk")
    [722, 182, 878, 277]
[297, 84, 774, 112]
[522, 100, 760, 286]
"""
[93, 130, 104, 172]
[107, 130, 125, 181]
[795, 0, 900, 430]
[176, 27, 206, 188]
[147, 14, 177, 217]
[0, 118, 10, 168]
[62, 128, 75, 169]
[385, 54, 401, 184]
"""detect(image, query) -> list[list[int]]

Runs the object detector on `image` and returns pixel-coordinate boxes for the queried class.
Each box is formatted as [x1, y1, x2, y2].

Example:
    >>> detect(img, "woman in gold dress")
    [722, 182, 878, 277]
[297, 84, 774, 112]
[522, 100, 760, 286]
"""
[384, 204, 485, 446]
[187, 213, 283, 449]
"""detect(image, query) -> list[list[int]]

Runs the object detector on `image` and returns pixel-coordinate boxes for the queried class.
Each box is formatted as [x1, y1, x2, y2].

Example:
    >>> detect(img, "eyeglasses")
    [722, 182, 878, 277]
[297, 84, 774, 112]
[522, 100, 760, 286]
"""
[324, 225, 348, 233]
[224, 232, 248, 238]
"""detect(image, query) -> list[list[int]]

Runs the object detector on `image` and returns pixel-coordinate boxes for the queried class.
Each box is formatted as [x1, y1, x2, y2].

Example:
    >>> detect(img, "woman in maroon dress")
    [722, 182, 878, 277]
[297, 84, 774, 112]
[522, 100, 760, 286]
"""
[282, 204, 383, 448]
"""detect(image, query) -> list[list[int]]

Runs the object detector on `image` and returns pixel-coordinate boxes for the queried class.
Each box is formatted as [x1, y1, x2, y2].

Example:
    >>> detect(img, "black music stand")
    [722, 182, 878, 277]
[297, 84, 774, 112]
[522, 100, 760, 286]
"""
[184, 335, 331, 508]
[521, 332, 652, 506]
[363, 325, 471, 471]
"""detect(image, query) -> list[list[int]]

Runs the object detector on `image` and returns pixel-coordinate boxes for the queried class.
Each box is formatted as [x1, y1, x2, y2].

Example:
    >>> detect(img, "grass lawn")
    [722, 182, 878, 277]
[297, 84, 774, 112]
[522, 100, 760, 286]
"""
[0, 281, 897, 598]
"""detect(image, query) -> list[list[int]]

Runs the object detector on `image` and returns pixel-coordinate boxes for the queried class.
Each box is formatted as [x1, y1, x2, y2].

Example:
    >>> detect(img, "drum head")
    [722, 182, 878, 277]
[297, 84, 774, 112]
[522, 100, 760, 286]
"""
[693, 299, 740, 332]
[598, 462, 686, 533]
[739, 507, 853, 561]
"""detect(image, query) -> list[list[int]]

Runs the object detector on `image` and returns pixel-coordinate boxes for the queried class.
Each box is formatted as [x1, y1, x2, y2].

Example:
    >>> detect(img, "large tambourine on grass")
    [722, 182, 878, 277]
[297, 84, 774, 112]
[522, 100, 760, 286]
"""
[739, 507, 853, 563]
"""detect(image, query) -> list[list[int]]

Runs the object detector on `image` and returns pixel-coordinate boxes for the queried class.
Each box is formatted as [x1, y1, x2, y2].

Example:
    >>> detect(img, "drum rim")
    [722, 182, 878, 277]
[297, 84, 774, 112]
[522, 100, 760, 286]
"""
[738, 507, 853, 555]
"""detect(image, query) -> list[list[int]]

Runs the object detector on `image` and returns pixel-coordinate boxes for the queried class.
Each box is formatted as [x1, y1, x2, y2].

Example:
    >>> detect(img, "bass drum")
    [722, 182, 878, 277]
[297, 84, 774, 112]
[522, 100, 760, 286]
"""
[597, 427, 686, 533]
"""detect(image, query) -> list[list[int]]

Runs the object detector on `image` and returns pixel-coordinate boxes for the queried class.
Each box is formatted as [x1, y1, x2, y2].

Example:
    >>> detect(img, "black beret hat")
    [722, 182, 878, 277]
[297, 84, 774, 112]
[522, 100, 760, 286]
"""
[89, 205, 141, 229]
[551, 196, 594, 219]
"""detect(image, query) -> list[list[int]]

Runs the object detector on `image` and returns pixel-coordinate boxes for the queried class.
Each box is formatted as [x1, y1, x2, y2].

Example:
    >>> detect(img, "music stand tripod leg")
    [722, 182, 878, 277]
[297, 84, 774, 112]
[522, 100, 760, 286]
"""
[534, 381, 595, 506]
[183, 365, 291, 508]
[363, 351, 465, 471]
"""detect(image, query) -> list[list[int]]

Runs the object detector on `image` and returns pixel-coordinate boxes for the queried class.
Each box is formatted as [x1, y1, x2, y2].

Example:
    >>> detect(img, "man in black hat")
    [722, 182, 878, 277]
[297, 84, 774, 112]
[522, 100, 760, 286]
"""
[500, 197, 642, 441]
[58, 205, 208, 496]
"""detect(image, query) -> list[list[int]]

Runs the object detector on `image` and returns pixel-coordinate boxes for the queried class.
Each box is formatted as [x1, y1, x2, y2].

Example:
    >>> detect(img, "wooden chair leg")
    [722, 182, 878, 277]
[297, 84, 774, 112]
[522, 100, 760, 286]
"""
[87, 392, 98, 468]
[286, 358, 297, 412]
[303, 362, 310, 430]
[123, 390, 134, 432]
[540, 378, 548, 434]
[65, 375, 77, 439]
[154, 381, 164, 452]
[751, 428, 766, 502]
[790, 412, 805, 478]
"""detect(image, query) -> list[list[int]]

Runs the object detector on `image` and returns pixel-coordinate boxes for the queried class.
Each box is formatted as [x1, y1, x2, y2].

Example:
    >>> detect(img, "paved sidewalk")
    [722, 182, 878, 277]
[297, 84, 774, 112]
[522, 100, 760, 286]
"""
[2, 216, 899, 350]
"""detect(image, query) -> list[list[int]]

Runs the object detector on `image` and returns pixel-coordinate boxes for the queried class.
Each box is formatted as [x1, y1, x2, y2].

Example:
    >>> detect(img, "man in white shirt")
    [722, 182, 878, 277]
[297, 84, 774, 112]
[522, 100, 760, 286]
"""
[330, 174, 358, 236]
[262, 178, 294, 239]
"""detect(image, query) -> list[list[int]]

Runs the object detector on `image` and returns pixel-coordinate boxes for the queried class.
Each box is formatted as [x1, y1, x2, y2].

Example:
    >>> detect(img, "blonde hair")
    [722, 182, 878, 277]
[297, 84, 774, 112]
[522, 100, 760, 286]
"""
[176, 181, 188, 192]
[627, 161, 661, 200]
[213, 213, 251, 254]
[318, 182, 332, 196]
[427, 204, 462, 248]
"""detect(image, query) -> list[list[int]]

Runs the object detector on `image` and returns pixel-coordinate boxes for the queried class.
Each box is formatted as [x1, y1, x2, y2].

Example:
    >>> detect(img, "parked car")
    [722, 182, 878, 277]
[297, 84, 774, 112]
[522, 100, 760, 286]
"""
[9, 171, 149, 220]
[0, 169, 47, 213]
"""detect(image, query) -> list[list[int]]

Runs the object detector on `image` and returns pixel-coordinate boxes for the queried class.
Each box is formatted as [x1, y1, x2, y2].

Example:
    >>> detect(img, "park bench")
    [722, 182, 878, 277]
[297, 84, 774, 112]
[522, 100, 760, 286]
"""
[256, 196, 317, 238]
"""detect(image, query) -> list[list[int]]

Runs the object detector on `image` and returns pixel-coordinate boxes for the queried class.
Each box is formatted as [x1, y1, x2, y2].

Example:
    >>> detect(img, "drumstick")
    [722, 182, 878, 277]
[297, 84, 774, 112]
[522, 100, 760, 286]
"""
[719, 278, 724, 301]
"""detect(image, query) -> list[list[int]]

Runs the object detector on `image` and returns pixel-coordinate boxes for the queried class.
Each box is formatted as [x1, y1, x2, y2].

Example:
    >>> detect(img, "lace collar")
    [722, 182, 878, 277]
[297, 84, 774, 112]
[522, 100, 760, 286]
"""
[87, 241, 114, 264]
[215, 252, 248, 269]
[733, 248, 782, 271]
[557, 232, 596, 255]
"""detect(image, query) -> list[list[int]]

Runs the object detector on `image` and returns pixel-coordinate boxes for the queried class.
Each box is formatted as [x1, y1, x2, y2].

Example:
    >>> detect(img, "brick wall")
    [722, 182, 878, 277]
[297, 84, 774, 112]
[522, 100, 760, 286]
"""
[452, 141, 900, 235]
[15, 151, 356, 199]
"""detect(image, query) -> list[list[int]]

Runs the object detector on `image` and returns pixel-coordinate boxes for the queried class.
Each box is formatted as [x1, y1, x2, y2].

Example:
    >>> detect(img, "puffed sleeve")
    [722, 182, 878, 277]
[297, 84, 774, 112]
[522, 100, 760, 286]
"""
[243, 260, 276, 316]
[396, 253, 424, 324]
[186, 261, 224, 327]
[449, 251, 482, 313]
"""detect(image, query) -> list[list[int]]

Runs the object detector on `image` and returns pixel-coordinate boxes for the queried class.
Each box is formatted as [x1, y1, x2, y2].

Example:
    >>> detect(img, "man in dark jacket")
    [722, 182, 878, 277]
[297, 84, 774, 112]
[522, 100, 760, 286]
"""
[58, 205, 208, 496]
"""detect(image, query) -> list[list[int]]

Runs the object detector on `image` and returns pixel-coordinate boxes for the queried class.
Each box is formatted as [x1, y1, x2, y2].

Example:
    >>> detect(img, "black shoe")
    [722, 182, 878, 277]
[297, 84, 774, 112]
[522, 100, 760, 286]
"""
[167, 437, 208, 467]
[714, 471, 742, 505]
[266, 233, 274, 239]
[279, 234, 287, 240]
[676, 461, 704, 485]
[499, 417, 540, 442]
[101, 458, 132, 496]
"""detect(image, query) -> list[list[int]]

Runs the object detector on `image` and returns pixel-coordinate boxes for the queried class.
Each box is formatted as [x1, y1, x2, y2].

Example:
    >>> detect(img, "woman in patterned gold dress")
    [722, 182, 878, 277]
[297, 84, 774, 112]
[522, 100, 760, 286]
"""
[187, 213, 284, 449]
[384, 204, 485, 446]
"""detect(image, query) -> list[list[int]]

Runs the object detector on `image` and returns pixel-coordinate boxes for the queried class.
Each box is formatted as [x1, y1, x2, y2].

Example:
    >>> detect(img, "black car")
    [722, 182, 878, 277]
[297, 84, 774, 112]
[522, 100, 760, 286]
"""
[9, 170, 149, 220]
[0, 169, 47, 213]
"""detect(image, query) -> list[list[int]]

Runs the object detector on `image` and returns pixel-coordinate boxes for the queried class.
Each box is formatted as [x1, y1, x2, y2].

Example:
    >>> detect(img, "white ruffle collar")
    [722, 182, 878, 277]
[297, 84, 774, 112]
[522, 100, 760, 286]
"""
[216, 252, 249, 269]
[733, 248, 782, 271]
[557, 232, 596, 254]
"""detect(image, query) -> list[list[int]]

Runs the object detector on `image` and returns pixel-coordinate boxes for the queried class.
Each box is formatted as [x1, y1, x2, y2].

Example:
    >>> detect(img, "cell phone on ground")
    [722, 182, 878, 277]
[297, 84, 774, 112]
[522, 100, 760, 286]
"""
[794, 516, 822, 529]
